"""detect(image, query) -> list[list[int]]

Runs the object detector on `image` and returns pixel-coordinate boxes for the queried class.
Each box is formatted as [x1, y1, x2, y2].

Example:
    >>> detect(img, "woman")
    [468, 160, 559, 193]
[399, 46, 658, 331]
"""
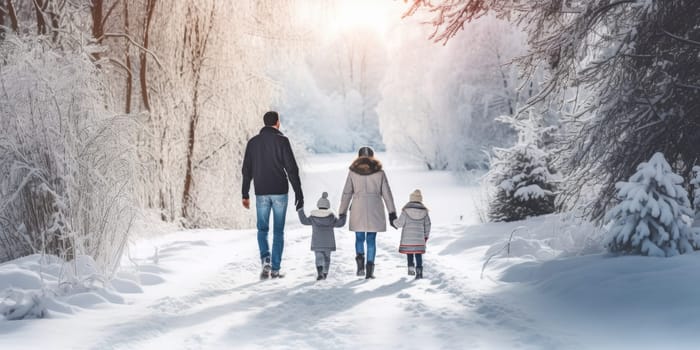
[339, 146, 397, 279]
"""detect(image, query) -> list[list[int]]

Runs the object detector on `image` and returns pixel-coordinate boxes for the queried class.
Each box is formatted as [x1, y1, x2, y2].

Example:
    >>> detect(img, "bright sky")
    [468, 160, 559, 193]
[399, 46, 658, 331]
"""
[295, 0, 404, 41]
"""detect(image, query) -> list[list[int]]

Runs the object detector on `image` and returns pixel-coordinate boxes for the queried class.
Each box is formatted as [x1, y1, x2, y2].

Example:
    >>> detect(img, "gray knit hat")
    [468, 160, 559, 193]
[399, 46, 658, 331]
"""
[409, 189, 423, 203]
[317, 192, 331, 209]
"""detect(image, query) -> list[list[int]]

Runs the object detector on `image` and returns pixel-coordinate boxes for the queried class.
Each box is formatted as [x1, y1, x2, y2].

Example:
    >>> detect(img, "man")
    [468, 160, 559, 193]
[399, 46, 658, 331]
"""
[242, 111, 304, 279]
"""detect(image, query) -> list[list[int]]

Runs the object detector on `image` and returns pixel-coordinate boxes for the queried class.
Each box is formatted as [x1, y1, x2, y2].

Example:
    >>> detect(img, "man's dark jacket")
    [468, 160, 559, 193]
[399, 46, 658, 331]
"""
[241, 126, 303, 201]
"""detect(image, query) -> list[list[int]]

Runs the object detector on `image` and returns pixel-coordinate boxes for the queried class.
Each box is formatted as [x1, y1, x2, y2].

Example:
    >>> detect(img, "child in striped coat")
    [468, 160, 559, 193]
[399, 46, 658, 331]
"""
[392, 189, 431, 279]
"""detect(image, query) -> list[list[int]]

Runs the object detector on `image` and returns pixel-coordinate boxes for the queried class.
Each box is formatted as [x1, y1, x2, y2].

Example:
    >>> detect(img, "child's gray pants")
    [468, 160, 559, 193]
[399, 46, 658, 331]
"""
[314, 251, 331, 273]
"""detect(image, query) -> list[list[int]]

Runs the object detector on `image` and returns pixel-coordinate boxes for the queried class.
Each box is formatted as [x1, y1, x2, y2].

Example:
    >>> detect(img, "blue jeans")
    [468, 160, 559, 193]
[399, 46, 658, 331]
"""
[256, 194, 288, 271]
[355, 232, 377, 263]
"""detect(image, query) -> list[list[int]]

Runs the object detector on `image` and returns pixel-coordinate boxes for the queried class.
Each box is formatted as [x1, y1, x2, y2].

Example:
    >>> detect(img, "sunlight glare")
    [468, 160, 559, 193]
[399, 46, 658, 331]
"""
[334, 0, 392, 34]
[296, 0, 399, 41]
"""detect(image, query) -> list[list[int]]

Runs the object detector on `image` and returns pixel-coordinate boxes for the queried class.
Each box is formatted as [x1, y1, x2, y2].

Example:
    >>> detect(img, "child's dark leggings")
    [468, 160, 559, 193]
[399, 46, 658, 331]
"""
[406, 254, 423, 268]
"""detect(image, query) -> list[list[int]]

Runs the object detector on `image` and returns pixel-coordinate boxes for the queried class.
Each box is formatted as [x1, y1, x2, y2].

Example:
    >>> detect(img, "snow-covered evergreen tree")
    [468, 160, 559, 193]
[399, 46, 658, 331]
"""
[605, 153, 698, 257]
[488, 113, 558, 222]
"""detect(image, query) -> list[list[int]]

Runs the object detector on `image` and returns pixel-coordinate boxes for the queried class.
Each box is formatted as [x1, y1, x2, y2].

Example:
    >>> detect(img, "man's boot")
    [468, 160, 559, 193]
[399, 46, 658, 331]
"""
[260, 256, 271, 280]
[316, 266, 324, 281]
[365, 262, 375, 279]
[355, 254, 365, 276]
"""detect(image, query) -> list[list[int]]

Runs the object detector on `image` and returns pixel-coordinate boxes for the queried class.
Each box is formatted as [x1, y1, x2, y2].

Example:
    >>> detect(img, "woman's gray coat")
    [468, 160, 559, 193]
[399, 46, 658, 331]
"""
[338, 157, 397, 233]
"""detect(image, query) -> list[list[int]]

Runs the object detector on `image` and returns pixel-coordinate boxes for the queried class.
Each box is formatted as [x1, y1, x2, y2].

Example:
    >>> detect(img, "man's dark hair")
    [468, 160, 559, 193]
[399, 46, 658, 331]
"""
[358, 146, 374, 157]
[263, 111, 279, 126]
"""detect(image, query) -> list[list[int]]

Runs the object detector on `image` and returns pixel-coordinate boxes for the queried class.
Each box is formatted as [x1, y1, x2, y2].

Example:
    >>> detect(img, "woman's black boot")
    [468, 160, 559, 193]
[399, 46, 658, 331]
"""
[365, 262, 375, 279]
[355, 254, 365, 276]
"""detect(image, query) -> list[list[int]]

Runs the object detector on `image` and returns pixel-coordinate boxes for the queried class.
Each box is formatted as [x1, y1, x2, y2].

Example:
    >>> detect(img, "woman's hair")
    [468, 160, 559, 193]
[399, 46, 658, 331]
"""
[357, 146, 374, 158]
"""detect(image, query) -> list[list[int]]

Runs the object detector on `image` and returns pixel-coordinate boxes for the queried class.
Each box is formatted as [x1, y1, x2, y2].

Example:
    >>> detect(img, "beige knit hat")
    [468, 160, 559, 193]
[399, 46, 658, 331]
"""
[409, 189, 422, 203]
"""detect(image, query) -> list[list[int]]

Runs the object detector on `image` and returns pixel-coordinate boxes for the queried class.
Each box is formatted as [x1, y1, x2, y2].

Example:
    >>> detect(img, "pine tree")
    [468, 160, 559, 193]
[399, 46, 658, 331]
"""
[488, 113, 558, 222]
[606, 153, 698, 257]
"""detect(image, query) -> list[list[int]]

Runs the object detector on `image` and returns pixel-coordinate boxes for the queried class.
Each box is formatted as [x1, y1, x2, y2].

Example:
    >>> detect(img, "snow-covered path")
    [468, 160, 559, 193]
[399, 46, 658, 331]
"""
[5, 153, 700, 349]
[95, 153, 547, 349]
[1, 153, 543, 349]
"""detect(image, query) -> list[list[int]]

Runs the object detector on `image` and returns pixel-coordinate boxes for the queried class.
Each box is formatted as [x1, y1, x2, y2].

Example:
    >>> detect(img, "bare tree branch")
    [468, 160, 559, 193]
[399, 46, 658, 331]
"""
[97, 32, 163, 68]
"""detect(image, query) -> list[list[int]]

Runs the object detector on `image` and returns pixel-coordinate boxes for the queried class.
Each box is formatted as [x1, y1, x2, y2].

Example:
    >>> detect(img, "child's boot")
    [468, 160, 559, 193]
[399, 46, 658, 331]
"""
[316, 266, 324, 281]
[408, 266, 416, 276]
[415, 266, 423, 280]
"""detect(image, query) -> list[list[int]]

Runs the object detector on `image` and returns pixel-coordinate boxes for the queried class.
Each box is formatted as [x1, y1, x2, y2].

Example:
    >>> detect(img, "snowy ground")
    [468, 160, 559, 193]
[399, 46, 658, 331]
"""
[3, 153, 700, 349]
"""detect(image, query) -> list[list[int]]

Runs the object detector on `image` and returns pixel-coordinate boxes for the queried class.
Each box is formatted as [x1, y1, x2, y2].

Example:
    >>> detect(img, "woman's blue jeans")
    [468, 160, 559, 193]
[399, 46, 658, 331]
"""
[256, 194, 288, 271]
[355, 232, 377, 263]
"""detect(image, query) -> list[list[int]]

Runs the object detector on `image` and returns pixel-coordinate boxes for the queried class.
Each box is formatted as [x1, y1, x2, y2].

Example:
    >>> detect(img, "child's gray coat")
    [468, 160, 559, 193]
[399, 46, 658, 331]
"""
[298, 209, 346, 251]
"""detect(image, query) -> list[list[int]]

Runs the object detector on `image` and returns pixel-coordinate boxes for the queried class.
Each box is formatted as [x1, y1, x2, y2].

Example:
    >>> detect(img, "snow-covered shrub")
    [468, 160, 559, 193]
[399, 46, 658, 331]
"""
[1, 289, 49, 321]
[605, 153, 698, 257]
[488, 114, 558, 222]
[0, 36, 136, 275]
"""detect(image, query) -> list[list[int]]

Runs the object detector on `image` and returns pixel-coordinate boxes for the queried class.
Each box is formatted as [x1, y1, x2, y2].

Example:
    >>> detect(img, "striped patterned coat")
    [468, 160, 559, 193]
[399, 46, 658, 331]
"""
[393, 202, 431, 254]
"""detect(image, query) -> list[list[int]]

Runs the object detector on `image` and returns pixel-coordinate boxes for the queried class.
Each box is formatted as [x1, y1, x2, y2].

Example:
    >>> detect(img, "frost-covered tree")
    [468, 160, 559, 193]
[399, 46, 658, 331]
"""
[0, 35, 136, 273]
[690, 166, 700, 224]
[405, 0, 700, 222]
[378, 15, 527, 170]
[102, 0, 301, 228]
[488, 113, 558, 222]
[276, 19, 388, 153]
[606, 153, 698, 257]
[0, 0, 305, 268]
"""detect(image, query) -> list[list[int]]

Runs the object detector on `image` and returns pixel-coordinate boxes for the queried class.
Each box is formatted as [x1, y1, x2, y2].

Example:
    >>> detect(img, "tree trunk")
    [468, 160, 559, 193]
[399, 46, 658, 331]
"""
[123, 0, 132, 114]
[7, 0, 18, 34]
[91, 0, 103, 38]
[89, 0, 103, 60]
[181, 92, 198, 222]
[139, 0, 156, 111]
[49, 11, 58, 41]
[34, 0, 47, 35]
[159, 127, 168, 221]
[181, 1, 216, 224]
[0, 3, 5, 39]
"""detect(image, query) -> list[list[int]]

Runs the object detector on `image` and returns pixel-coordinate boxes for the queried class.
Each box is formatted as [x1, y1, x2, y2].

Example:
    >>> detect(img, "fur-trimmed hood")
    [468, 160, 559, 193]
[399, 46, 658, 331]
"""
[310, 209, 334, 218]
[349, 157, 383, 175]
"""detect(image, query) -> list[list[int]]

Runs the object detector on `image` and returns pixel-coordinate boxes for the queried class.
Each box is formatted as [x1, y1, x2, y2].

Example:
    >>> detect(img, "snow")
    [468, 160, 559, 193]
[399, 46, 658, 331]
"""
[2, 152, 700, 349]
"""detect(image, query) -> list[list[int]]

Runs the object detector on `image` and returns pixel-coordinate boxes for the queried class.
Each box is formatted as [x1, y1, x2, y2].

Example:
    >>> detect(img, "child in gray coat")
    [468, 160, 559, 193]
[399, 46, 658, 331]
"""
[392, 189, 431, 279]
[298, 192, 347, 280]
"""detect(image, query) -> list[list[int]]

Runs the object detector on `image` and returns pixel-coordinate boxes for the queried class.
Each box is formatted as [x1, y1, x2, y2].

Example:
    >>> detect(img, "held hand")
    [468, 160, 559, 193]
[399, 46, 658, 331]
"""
[295, 197, 304, 211]
[242, 198, 250, 209]
[388, 212, 398, 229]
